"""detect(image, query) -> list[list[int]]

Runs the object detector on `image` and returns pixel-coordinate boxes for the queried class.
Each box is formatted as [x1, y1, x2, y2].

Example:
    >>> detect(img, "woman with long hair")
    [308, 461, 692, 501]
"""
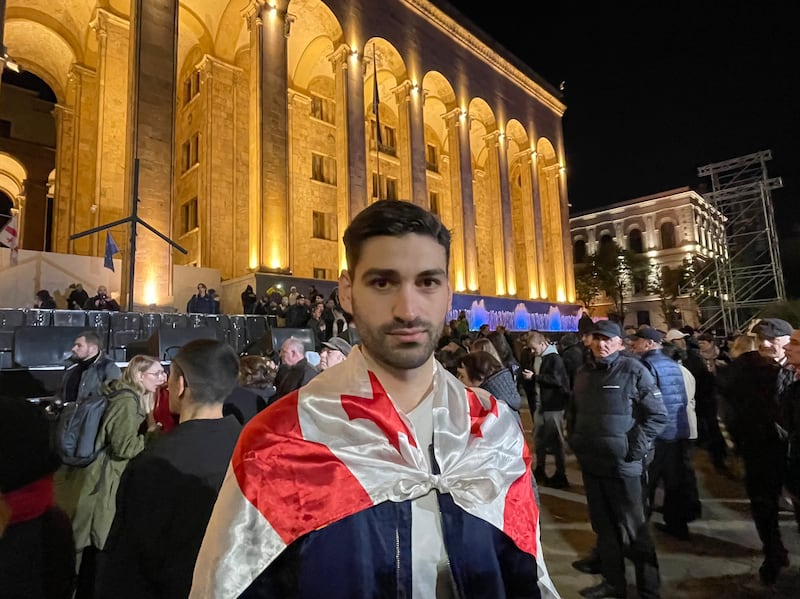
[224, 355, 277, 424]
[456, 351, 522, 414]
[56, 354, 163, 597]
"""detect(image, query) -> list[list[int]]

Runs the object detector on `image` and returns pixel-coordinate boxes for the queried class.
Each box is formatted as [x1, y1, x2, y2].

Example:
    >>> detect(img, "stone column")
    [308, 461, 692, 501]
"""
[530, 152, 547, 299]
[127, 0, 178, 308]
[517, 148, 539, 299]
[645, 214, 656, 250]
[244, 0, 292, 273]
[444, 108, 478, 291]
[198, 55, 242, 280]
[497, 134, 516, 296]
[91, 9, 130, 257]
[51, 103, 75, 253]
[393, 80, 427, 207]
[62, 64, 97, 256]
[483, 131, 506, 295]
[558, 166, 574, 302]
[329, 44, 367, 273]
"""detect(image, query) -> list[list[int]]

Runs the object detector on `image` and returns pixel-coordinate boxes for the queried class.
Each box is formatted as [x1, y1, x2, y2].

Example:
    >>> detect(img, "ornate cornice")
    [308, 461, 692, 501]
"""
[404, 0, 565, 116]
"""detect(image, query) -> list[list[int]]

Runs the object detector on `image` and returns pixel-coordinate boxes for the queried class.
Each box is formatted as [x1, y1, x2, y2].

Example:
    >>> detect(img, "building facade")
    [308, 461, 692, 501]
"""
[1, 0, 574, 308]
[570, 187, 726, 329]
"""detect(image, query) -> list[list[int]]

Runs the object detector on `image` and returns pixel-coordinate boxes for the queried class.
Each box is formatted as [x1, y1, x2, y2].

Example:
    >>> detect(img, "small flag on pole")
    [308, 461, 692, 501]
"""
[372, 46, 382, 146]
[0, 214, 19, 266]
[104, 231, 120, 272]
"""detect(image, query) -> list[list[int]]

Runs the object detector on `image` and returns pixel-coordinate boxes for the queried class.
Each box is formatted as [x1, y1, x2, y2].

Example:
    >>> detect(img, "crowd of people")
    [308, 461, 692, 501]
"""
[2, 199, 800, 599]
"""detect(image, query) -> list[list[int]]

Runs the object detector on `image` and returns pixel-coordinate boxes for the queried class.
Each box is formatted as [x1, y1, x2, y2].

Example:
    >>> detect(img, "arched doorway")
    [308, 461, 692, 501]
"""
[0, 191, 13, 231]
[0, 68, 57, 250]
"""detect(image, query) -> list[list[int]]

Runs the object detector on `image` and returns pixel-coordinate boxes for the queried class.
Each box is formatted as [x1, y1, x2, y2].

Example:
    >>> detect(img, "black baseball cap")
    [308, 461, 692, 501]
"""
[752, 318, 793, 339]
[591, 320, 622, 339]
[629, 328, 664, 343]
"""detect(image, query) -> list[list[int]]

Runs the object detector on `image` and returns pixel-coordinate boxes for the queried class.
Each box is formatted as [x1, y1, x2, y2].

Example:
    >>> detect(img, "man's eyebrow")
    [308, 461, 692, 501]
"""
[359, 268, 447, 280]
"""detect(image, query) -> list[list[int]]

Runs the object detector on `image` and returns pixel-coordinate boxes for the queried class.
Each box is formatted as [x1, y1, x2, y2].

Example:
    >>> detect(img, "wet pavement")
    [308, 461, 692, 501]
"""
[527, 422, 800, 598]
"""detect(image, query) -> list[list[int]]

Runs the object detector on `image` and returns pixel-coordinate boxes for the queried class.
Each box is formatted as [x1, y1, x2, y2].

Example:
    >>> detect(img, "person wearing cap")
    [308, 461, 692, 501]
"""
[319, 336, 352, 370]
[568, 319, 667, 599]
[1, 398, 76, 598]
[721, 317, 794, 585]
[630, 328, 693, 540]
[667, 328, 729, 471]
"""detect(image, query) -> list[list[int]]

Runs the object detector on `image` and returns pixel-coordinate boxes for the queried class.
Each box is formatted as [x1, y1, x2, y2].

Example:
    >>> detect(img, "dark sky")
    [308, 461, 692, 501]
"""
[448, 1, 799, 231]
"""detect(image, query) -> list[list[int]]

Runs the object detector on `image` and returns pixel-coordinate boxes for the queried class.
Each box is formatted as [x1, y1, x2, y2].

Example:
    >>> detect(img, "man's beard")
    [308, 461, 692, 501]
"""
[351, 302, 438, 371]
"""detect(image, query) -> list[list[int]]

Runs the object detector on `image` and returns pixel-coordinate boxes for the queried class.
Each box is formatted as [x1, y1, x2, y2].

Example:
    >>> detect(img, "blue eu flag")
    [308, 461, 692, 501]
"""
[104, 231, 120, 271]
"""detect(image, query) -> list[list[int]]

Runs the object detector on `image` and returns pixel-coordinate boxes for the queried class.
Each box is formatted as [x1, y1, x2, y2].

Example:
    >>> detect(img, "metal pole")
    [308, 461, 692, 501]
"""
[127, 159, 139, 312]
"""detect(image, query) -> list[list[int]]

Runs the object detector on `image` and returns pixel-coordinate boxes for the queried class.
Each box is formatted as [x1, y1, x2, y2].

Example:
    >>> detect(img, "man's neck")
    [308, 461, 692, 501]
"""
[179, 401, 224, 424]
[360, 348, 435, 414]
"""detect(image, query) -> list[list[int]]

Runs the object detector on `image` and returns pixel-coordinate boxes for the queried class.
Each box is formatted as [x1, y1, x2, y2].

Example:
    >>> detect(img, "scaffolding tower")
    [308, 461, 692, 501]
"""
[686, 150, 785, 334]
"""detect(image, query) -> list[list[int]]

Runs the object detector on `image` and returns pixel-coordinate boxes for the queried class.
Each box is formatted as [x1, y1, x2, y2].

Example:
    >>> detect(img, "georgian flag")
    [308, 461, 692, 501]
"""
[191, 349, 558, 598]
[0, 214, 19, 266]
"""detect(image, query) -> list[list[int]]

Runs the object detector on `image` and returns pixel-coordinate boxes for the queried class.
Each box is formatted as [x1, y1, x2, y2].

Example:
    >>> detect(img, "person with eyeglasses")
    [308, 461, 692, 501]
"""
[56, 354, 162, 598]
[99, 340, 242, 599]
[186, 283, 218, 314]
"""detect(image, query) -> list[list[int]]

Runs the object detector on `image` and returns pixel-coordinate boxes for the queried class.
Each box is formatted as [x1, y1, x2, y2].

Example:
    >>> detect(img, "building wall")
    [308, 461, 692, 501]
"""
[569, 188, 726, 329]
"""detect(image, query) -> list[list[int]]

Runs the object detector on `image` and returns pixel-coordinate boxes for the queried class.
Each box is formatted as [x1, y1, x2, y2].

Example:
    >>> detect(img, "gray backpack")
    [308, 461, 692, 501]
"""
[55, 389, 119, 467]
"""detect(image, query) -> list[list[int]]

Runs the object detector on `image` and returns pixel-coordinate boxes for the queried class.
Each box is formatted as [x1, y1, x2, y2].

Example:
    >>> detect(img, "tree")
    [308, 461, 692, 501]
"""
[590, 241, 649, 323]
[649, 261, 690, 327]
[574, 264, 601, 316]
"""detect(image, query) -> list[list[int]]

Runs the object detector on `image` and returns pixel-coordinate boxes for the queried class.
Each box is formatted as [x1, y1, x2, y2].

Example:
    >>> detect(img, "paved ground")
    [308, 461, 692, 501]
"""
[524, 419, 800, 598]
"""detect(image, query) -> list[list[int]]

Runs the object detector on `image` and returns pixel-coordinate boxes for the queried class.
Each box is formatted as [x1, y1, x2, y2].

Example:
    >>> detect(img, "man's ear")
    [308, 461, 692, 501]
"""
[176, 374, 187, 399]
[339, 269, 353, 314]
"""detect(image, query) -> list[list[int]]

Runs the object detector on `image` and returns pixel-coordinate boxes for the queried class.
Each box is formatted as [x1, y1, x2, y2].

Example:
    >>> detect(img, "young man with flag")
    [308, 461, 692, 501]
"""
[191, 200, 559, 598]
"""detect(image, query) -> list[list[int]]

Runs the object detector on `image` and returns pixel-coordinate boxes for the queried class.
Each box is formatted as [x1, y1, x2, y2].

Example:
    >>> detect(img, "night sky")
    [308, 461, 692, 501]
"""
[447, 1, 799, 232]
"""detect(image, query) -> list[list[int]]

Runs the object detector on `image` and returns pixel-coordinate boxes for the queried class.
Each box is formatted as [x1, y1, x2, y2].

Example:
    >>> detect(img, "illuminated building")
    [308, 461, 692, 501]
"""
[1, 0, 574, 309]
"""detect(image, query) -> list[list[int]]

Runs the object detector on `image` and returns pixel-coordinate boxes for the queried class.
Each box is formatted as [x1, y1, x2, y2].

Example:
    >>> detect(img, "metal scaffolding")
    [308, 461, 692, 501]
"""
[686, 150, 785, 334]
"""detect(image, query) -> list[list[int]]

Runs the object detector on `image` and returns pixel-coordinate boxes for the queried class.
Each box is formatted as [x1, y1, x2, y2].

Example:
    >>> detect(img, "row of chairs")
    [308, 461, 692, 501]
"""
[0, 309, 281, 367]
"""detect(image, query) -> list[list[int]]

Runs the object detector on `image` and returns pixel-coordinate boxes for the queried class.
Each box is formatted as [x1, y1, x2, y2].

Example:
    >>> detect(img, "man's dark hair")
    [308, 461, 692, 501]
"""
[76, 330, 104, 351]
[343, 199, 451, 274]
[172, 339, 239, 405]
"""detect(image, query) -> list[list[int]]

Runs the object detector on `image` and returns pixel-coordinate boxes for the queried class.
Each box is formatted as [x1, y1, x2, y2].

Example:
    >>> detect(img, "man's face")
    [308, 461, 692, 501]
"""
[581, 333, 593, 347]
[698, 339, 714, 352]
[757, 333, 790, 362]
[784, 331, 800, 367]
[313, 304, 324, 319]
[631, 337, 652, 355]
[71, 336, 98, 361]
[339, 233, 451, 374]
[320, 348, 345, 370]
[280, 341, 302, 366]
[527, 338, 547, 356]
[591, 334, 622, 359]
[672, 336, 687, 349]
[197, 284, 207, 297]
[97, 286, 107, 297]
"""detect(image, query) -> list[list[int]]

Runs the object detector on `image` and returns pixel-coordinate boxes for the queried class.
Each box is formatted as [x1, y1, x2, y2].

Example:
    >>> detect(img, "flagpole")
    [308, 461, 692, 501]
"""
[373, 43, 381, 201]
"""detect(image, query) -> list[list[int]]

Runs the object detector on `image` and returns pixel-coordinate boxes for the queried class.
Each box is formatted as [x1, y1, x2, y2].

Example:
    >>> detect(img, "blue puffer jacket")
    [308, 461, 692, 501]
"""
[568, 352, 667, 478]
[640, 349, 690, 441]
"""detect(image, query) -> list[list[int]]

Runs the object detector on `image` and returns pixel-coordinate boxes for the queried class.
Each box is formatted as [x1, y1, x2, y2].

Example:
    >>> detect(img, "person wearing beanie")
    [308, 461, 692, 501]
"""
[0, 398, 76, 599]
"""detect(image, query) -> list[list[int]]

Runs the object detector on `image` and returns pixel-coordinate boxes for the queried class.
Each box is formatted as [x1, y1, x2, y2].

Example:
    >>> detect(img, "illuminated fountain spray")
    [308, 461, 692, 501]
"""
[449, 297, 581, 332]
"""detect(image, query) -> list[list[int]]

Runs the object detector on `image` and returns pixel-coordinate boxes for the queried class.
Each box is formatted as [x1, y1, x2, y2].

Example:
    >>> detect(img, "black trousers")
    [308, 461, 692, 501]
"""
[742, 442, 788, 567]
[647, 439, 700, 531]
[583, 472, 661, 598]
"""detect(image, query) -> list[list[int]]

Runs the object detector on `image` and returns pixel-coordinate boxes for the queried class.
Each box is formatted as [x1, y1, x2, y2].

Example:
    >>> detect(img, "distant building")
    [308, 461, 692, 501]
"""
[570, 187, 726, 330]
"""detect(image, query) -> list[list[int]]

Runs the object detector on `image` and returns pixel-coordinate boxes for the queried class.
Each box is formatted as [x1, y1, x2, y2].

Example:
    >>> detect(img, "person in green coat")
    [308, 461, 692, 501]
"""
[55, 354, 166, 598]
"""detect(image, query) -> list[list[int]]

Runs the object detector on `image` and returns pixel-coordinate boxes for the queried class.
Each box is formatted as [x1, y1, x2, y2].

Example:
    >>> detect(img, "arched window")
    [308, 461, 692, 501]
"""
[660, 222, 676, 249]
[599, 233, 614, 247]
[628, 228, 643, 253]
[573, 239, 586, 263]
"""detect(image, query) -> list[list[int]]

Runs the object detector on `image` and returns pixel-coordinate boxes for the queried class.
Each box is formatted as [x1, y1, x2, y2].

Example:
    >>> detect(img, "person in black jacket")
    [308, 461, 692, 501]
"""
[568, 320, 667, 599]
[722, 318, 795, 586]
[98, 340, 242, 599]
[273, 337, 318, 401]
[241, 285, 258, 314]
[520, 331, 571, 488]
[67, 283, 90, 311]
[34, 289, 57, 309]
[1, 397, 76, 599]
[557, 332, 584, 390]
